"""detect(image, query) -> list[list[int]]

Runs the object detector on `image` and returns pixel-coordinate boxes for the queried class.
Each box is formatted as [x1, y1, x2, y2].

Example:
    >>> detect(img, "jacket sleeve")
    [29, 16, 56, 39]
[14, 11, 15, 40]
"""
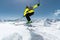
[33, 3, 40, 9]
[24, 8, 29, 16]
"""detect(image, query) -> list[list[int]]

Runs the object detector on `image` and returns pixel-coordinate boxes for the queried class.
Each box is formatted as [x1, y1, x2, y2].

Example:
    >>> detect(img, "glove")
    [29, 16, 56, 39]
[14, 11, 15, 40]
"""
[37, 3, 40, 6]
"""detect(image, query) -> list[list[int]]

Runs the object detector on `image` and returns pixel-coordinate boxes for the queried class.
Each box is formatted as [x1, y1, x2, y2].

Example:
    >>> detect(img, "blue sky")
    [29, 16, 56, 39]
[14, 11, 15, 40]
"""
[0, 0, 60, 20]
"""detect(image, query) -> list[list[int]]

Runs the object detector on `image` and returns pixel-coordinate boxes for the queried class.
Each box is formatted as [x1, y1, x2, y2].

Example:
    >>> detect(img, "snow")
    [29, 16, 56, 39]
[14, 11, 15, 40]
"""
[0, 18, 60, 40]
[0, 22, 31, 40]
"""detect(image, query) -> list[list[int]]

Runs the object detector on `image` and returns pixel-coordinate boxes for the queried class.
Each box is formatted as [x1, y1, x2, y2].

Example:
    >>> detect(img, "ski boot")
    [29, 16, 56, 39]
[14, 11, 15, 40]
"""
[26, 21, 32, 24]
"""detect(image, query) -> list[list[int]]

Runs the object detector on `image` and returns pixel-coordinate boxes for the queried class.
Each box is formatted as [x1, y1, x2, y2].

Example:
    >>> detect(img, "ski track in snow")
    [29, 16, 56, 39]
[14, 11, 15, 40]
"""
[0, 19, 60, 40]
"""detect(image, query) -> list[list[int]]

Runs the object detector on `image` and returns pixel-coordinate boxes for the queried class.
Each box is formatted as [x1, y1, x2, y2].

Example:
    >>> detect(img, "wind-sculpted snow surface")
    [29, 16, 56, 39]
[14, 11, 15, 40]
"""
[0, 18, 60, 40]
[0, 22, 31, 40]
[2, 33, 22, 40]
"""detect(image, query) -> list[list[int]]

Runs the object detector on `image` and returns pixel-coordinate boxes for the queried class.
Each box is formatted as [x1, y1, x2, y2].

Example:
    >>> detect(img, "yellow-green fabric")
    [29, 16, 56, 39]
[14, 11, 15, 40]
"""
[24, 8, 34, 16]
[24, 4, 39, 16]
[24, 8, 29, 16]
[33, 4, 39, 9]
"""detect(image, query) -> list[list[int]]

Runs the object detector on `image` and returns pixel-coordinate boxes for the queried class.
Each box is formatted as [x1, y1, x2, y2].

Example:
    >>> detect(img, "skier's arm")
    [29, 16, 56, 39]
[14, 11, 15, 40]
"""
[24, 10, 27, 16]
[24, 8, 29, 16]
[33, 3, 40, 9]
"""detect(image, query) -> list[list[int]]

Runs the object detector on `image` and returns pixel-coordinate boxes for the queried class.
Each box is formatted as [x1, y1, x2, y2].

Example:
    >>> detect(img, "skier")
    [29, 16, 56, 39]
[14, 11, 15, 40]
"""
[23, 3, 40, 24]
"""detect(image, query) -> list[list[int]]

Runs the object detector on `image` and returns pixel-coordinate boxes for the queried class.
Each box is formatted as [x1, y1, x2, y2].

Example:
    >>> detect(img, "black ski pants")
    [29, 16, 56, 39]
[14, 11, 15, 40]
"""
[26, 12, 34, 21]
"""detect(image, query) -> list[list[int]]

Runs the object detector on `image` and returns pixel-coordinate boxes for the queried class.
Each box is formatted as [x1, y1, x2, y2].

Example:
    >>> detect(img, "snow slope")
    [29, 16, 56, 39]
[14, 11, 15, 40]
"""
[0, 19, 60, 40]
